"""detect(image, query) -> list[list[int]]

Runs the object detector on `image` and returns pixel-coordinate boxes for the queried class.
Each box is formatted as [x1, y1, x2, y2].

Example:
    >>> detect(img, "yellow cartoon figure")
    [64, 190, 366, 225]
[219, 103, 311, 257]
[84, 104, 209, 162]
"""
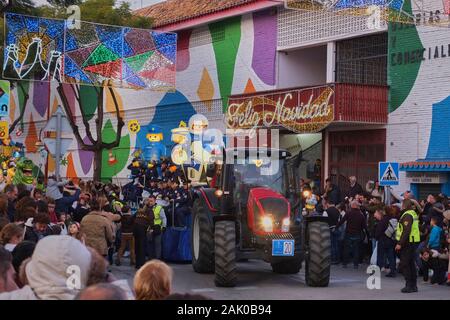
[171, 121, 190, 165]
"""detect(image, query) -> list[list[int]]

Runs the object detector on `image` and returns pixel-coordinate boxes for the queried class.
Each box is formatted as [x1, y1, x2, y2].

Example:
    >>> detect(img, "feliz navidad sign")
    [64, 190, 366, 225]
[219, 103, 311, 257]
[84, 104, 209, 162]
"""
[227, 85, 335, 134]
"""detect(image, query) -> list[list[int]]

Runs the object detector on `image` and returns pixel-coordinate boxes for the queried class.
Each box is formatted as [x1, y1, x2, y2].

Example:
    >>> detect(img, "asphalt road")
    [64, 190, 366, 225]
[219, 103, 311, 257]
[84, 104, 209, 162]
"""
[111, 257, 450, 300]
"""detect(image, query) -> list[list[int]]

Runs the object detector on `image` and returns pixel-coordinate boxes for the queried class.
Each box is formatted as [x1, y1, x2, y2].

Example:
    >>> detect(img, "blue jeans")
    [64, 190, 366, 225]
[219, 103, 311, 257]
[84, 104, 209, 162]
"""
[415, 241, 427, 272]
[343, 234, 361, 267]
[331, 228, 341, 263]
[377, 238, 396, 273]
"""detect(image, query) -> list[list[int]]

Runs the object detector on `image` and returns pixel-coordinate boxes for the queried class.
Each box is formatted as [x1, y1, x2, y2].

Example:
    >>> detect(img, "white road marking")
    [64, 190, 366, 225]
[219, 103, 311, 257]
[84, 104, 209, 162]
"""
[191, 288, 217, 293]
[233, 286, 259, 291]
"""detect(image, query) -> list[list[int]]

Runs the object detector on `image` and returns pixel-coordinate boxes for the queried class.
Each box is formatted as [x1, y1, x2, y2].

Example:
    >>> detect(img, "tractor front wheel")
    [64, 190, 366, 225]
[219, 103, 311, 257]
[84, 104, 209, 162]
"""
[305, 221, 331, 287]
[214, 221, 237, 287]
[191, 198, 214, 273]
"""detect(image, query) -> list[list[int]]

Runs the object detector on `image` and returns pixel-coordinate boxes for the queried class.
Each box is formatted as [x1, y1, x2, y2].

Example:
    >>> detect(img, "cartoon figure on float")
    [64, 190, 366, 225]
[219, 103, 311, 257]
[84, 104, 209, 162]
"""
[170, 121, 190, 167]
[187, 114, 212, 184]
[143, 125, 166, 163]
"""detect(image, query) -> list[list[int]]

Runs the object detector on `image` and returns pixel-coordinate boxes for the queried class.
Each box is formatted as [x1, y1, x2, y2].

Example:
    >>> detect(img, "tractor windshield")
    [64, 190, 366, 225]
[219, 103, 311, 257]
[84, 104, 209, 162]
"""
[233, 158, 288, 199]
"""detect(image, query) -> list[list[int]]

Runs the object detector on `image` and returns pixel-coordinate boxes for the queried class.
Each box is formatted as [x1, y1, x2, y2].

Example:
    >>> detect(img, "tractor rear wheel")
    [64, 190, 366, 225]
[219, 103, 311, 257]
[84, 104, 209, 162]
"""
[214, 221, 237, 287]
[305, 221, 331, 287]
[191, 198, 214, 273]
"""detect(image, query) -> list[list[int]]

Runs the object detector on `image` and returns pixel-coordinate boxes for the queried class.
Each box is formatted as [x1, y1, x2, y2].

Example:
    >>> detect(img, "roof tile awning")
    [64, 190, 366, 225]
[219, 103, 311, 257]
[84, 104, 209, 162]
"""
[134, 0, 262, 28]
[400, 160, 450, 171]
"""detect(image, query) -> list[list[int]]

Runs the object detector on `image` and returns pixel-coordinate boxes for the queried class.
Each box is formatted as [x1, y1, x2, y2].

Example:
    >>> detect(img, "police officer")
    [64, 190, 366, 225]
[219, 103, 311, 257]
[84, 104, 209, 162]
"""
[144, 195, 167, 260]
[160, 178, 171, 200]
[169, 178, 190, 227]
[144, 178, 158, 197]
[395, 199, 421, 293]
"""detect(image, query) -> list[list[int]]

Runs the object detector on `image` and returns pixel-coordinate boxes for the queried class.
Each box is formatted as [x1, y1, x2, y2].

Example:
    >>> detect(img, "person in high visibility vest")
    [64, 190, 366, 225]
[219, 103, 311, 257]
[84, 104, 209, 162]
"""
[145, 195, 167, 260]
[395, 199, 421, 293]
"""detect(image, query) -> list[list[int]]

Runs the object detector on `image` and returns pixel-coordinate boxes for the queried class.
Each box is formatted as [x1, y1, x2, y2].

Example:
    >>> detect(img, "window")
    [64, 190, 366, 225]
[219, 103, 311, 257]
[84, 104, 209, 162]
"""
[336, 33, 388, 85]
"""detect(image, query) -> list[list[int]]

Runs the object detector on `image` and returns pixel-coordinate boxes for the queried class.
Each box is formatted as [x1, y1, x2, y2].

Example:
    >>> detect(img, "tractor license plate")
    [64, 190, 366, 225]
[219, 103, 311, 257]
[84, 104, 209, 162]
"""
[272, 240, 294, 256]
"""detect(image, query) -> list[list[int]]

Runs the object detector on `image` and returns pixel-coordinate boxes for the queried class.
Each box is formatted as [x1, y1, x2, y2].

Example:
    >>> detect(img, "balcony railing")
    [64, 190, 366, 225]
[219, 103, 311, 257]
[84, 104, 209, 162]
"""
[333, 83, 388, 124]
[228, 82, 389, 128]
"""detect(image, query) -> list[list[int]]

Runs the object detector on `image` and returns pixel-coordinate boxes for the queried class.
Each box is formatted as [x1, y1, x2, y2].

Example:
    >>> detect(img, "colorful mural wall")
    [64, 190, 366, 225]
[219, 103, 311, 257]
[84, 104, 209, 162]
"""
[7, 10, 277, 181]
[387, 0, 450, 192]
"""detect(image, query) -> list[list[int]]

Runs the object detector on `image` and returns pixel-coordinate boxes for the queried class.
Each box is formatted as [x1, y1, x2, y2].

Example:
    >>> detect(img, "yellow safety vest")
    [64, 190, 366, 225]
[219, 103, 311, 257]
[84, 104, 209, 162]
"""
[395, 210, 420, 243]
[153, 205, 162, 226]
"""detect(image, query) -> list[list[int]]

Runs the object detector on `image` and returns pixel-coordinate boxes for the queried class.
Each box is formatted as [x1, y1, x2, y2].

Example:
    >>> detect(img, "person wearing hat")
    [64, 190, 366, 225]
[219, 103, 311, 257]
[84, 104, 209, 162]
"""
[144, 178, 158, 197]
[127, 158, 143, 179]
[168, 178, 190, 227]
[160, 178, 171, 201]
[395, 199, 421, 293]
[144, 160, 158, 182]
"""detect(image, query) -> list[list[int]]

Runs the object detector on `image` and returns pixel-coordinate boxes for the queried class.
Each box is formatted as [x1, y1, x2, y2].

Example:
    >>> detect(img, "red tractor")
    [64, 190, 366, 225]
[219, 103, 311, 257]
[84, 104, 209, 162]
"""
[191, 147, 331, 287]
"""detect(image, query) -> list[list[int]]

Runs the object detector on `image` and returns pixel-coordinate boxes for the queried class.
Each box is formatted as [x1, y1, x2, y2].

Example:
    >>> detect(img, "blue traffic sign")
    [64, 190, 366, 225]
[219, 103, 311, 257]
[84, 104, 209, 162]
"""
[379, 162, 399, 186]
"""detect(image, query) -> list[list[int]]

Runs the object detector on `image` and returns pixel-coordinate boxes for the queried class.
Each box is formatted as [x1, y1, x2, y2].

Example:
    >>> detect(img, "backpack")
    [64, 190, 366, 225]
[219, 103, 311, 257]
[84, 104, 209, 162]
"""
[384, 218, 398, 240]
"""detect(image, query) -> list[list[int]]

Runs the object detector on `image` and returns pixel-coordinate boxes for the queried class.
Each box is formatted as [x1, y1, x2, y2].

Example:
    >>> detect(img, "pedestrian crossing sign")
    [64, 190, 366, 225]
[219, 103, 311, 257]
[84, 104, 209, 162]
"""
[378, 162, 399, 186]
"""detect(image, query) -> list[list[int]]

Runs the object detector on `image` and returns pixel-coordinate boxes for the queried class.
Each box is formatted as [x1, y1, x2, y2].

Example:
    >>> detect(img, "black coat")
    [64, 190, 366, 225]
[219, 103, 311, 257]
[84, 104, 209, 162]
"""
[347, 183, 364, 199]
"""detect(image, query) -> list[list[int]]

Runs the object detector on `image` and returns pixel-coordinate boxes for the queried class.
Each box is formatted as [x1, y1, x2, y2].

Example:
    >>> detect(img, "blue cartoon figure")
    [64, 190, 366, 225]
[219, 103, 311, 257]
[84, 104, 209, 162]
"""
[143, 125, 166, 163]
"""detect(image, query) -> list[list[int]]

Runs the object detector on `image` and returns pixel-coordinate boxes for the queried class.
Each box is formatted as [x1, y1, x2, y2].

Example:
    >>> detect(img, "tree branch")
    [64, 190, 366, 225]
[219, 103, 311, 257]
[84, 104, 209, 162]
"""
[69, 83, 97, 145]
[95, 83, 105, 148]
[57, 82, 96, 152]
[101, 86, 125, 150]
[8, 82, 29, 134]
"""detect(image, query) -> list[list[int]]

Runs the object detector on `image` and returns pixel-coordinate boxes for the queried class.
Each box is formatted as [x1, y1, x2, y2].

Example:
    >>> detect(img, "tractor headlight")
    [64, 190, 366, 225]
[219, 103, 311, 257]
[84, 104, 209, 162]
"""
[302, 190, 311, 198]
[214, 189, 223, 198]
[281, 217, 290, 232]
[261, 216, 273, 232]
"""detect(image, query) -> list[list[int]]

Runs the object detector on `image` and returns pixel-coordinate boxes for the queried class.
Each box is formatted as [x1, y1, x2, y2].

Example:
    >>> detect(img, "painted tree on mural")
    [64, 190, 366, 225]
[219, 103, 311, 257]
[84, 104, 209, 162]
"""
[1, 0, 153, 180]
[57, 82, 125, 181]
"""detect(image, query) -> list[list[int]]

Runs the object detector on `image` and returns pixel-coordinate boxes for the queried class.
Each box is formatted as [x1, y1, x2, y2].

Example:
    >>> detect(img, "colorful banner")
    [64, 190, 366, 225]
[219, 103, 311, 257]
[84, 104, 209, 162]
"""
[227, 85, 335, 133]
[3, 13, 177, 90]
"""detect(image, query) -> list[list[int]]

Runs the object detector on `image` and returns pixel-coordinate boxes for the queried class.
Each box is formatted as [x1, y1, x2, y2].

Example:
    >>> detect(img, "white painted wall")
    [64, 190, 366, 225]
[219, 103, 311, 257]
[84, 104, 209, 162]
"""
[277, 45, 327, 88]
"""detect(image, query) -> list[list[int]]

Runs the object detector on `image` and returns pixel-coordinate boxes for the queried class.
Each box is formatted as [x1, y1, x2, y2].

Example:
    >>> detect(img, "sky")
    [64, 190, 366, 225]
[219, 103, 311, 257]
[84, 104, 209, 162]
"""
[33, 0, 166, 10]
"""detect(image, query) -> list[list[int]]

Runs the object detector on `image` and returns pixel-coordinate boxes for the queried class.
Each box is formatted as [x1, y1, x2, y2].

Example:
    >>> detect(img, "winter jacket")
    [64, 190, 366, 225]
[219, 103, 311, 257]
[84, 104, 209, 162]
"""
[323, 206, 340, 228]
[0, 235, 91, 300]
[56, 189, 81, 214]
[81, 211, 115, 256]
[71, 203, 91, 223]
[23, 218, 60, 243]
[337, 208, 368, 237]
[46, 178, 68, 201]
[120, 213, 135, 233]
[374, 215, 390, 241]
[347, 183, 364, 199]
[325, 184, 341, 205]
[7, 199, 15, 222]
[428, 225, 443, 250]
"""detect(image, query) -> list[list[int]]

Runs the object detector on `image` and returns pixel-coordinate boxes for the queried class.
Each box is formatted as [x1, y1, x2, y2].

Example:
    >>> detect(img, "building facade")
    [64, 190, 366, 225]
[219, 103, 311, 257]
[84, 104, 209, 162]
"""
[5, 0, 450, 196]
